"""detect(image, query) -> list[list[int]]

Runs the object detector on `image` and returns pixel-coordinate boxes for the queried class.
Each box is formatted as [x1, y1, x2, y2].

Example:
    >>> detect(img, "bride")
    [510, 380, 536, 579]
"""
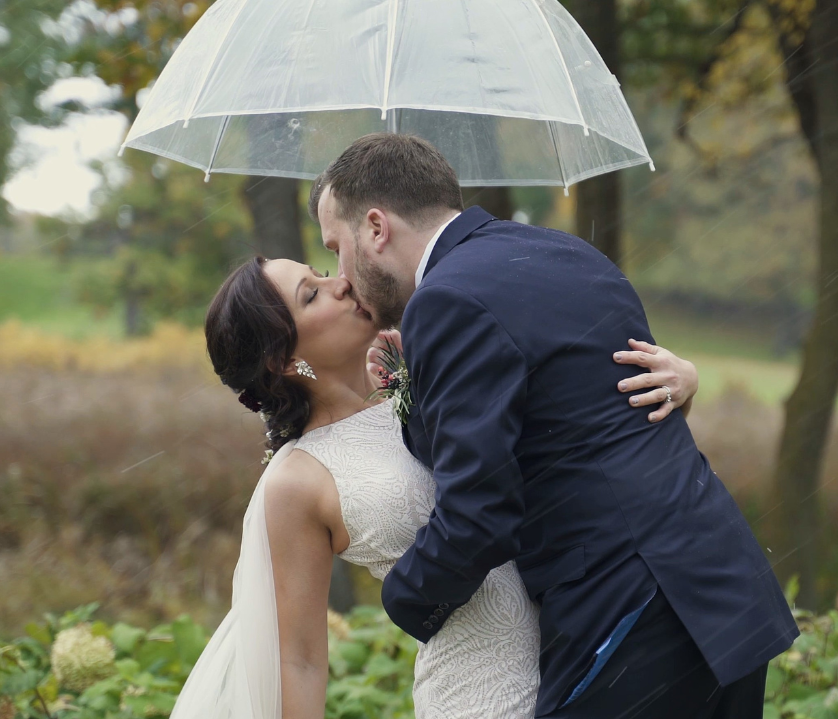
[172, 255, 699, 719]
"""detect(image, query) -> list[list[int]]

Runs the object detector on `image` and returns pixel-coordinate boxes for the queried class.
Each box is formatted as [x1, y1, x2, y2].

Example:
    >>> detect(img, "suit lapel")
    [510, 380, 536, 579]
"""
[421, 206, 496, 283]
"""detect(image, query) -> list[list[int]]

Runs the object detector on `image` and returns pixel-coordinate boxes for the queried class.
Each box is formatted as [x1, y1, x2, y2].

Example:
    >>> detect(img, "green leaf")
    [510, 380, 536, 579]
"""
[114, 658, 141, 680]
[784, 575, 800, 605]
[784, 693, 838, 719]
[336, 642, 371, 674]
[171, 616, 206, 669]
[1, 668, 43, 694]
[134, 639, 177, 674]
[24, 622, 52, 646]
[786, 681, 822, 701]
[122, 690, 178, 717]
[364, 653, 405, 678]
[765, 664, 785, 698]
[58, 603, 101, 630]
[90, 621, 111, 638]
[762, 703, 782, 719]
[79, 675, 123, 700]
[38, 672, 59, 702]
[111, 623, 147, 655]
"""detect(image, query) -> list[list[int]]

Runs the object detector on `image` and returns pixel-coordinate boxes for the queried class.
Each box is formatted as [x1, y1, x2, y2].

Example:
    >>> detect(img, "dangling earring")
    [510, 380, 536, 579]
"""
[295, 360, 317, 380]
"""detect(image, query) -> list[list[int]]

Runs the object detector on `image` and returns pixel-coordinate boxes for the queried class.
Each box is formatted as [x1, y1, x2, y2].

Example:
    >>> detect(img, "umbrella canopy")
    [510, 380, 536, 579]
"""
[120, 0, 654, 189]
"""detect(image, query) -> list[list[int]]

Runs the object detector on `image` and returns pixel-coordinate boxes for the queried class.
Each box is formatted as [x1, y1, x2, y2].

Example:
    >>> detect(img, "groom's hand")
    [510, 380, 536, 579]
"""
[613, 339, 698, 421]
[367, 329, 404, 378]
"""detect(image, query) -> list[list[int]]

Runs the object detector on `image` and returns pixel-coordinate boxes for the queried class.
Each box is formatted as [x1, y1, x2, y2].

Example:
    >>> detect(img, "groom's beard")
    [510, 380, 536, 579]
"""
[353, 233, 407, 330]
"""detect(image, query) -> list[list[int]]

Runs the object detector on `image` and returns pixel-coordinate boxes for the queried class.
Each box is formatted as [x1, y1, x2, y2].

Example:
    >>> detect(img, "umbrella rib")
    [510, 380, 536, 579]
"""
[204, 115, 231, 182]
[547, 121, 570, 195]
[528, 0, 588, 137]
[183, 0, 251, 128]
[380, 0, 400, 122]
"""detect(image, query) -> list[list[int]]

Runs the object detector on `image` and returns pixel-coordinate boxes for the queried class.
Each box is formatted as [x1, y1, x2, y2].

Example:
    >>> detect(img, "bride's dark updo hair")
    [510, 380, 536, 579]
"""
[205, 256, 310, 451]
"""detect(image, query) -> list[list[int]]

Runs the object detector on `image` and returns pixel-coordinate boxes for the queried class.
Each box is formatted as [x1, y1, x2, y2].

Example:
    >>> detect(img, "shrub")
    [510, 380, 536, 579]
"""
[763, 579, 838, 719]
[2, 591, 836, 719]
[0, 603, 202, 719]
[0, 603, 415, 719]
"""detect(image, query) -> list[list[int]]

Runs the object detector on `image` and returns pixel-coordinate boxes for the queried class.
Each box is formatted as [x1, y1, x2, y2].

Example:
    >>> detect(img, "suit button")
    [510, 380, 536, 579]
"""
[439, 603, 449, 609]
[434, 608, 445, 616]
[429, 615, 439, 623]
[422, 621, 433, 630]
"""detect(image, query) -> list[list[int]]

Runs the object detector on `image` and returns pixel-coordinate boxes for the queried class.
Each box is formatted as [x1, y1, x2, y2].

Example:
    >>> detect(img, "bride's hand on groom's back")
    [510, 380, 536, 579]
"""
[613, 339, 698, 421]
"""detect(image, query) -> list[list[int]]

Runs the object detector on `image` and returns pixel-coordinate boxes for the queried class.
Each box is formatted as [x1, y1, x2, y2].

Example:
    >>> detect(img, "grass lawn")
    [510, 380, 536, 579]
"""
[681, 352, 796, 407]
[0, 252, 802, 406]
[0, 254, 123, 339]
[644, 305, 800, 406]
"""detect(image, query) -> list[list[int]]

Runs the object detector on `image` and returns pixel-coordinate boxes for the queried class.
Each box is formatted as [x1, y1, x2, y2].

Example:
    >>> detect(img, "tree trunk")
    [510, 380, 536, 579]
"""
[241, 177, 305, 261]
[773, 0, 838, 610]
[124, 258, 142, 337]
[575, 174, 622, 267]
[328, 558, 357, 613]
[570, 0, 623, 267]
[462, 186, 514, 220]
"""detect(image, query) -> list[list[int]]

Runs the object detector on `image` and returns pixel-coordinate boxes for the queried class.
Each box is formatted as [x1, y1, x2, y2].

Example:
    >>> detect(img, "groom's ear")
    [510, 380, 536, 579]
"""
[366, 208, 391, 253]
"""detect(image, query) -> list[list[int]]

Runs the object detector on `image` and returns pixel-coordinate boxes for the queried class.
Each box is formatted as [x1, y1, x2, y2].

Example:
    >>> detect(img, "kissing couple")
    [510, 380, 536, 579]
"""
[174, 134, 797, 719]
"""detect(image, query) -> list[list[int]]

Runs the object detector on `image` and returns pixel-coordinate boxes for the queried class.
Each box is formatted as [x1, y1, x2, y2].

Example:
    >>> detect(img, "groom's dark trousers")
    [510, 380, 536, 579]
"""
[553, 591, 769, 719]
[381, 207, 798, 717]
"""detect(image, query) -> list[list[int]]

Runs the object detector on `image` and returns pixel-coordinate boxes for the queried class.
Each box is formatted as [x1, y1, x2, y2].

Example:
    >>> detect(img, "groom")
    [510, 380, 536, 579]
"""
[309, 134, 798, 718]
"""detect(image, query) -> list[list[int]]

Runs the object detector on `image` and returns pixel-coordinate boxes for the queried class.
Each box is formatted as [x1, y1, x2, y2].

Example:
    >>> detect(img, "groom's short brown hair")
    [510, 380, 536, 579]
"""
[308, 133, 464, 227]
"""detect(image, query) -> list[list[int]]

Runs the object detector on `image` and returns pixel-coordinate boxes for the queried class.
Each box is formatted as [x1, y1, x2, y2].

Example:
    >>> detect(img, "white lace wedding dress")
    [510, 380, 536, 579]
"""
[295, 399, 541, 719]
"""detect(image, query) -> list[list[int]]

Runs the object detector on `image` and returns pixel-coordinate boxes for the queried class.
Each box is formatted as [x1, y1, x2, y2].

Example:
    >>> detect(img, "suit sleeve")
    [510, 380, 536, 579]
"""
[381, 284, 528, 642]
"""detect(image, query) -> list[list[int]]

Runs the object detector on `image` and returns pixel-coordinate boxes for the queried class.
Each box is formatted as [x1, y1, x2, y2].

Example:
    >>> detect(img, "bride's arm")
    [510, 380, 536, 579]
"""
[264, 450, 340, 719]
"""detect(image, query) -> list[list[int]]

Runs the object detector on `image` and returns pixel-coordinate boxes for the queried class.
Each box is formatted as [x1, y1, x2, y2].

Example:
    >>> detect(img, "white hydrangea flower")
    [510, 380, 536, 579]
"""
[51, 624, 116, 693]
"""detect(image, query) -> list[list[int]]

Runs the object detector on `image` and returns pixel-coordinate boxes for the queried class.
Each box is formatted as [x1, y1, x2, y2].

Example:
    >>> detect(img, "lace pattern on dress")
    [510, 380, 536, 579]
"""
[294, 400, 540, 719]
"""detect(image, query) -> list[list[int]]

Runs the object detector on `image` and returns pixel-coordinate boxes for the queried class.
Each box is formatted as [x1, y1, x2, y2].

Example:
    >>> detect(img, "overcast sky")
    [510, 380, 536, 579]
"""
[2, 70, 128, 219]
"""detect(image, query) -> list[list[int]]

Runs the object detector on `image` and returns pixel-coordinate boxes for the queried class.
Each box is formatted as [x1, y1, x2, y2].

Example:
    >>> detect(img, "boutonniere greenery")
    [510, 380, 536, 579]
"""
[367, 336, 413, 426]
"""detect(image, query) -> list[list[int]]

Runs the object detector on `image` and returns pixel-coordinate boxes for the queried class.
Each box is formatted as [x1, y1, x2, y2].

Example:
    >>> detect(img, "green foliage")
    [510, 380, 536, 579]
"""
[763, 580, 838, 719]
[69, 152, 251, 332]
[326, 606, 416, 719]
[0, 605, 416, 719]
[3, 593, 837, 719]
[0, 604, 206, 719]
[65, 1, 213, 123]
[0, 254, 128, 339]
[0, 0, 68, 221]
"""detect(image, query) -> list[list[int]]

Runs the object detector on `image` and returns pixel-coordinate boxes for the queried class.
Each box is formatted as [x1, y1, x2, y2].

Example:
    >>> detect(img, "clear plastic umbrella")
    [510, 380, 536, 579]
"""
[120, 0, 654, 190]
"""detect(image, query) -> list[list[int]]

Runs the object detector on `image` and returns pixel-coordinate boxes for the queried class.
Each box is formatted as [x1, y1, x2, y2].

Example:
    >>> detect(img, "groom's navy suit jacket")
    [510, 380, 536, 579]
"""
[381, 207, 798, 716]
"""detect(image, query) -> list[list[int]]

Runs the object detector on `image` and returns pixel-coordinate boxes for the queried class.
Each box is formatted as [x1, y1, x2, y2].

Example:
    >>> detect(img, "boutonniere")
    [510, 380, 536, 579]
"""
[367, 336, 413, 426]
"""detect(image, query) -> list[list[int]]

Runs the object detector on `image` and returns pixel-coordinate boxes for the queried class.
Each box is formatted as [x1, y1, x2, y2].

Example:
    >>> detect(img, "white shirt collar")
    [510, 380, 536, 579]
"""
[415, 213, 461, 288]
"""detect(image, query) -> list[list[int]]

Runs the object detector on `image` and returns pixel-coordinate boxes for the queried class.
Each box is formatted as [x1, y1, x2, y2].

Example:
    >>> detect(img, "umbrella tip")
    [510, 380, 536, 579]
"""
[563, 187, 570, 197]
[183, 119, 190, 129]
[649, 161, 656, 172]
[117, 145, 125, 158]
[583, 126, 589, 137]
[204, 171, 211, 183]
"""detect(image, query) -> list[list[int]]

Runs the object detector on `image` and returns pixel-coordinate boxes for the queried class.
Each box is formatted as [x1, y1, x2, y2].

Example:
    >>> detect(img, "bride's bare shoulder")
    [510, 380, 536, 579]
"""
[262, 448, 346, 549]
[264, 448, 333, 506]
